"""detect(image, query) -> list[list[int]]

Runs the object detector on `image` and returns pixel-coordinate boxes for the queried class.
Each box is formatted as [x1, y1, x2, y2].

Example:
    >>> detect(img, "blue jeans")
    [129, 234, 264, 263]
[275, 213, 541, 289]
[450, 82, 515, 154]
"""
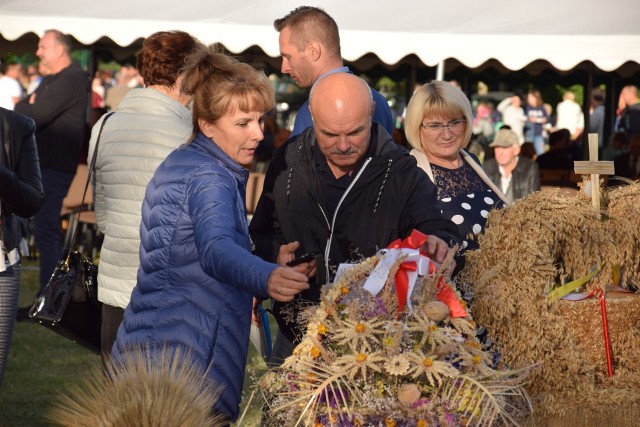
[533, 135, 546, 156]
[34, 168, 74, 291]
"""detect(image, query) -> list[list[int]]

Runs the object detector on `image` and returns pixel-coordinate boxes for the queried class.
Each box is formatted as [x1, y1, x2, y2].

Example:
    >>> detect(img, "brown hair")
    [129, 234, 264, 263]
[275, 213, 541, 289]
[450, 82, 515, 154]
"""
[181, 47, 275, 139]
[273, 6, 341, 57]
[136, 31, 202, 87]
[528, 89, 543, 107]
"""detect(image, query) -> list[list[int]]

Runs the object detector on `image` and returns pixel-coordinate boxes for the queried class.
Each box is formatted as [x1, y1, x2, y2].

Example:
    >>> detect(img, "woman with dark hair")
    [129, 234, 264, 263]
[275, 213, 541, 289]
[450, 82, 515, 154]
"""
[87, 31, 204, 360]
[110, 47, 310, 423]
[0, 107, 43, 386]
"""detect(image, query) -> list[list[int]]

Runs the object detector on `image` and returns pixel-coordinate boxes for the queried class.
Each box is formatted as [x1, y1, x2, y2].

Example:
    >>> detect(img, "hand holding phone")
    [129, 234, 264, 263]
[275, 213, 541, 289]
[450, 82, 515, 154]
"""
[286, 252, 319, 267]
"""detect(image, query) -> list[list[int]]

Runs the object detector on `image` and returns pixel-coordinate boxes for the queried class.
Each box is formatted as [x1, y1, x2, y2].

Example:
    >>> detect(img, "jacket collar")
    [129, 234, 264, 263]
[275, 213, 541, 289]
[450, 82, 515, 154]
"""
[120, 88, 192, 123]
[191, 131, 248, 182]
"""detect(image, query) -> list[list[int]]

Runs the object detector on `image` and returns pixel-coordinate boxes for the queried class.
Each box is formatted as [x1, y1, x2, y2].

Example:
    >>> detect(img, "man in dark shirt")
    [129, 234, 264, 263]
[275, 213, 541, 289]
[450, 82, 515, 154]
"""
[15, 29, 90, 292]
[250, 73, 460, 364]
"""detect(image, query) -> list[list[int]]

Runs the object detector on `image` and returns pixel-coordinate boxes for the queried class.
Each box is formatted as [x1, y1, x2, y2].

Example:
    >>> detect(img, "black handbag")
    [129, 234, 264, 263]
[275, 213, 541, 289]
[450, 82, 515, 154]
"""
[29, 112, 114, 354]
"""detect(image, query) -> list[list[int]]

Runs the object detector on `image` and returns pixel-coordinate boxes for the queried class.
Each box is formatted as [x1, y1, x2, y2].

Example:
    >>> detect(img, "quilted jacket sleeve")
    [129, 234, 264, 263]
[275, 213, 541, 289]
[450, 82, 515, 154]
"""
[188, 167, 274, 299]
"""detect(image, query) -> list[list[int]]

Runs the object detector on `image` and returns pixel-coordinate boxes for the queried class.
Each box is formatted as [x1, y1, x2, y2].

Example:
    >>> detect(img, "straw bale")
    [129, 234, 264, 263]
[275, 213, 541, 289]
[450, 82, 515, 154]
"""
[558, 293, 640, 373]
[460, 186, 640, 420]
[524, 396, 640, 427]
[606, 183, 640, 288]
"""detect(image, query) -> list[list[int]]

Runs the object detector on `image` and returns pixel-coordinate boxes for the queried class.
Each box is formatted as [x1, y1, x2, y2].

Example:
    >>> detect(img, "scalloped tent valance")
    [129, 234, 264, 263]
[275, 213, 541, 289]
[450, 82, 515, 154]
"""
[1, 0, 638, 72]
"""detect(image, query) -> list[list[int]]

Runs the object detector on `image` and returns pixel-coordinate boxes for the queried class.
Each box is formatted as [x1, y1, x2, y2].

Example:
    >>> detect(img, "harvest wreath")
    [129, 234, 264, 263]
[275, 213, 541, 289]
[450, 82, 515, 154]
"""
[256, 231, 531, 427]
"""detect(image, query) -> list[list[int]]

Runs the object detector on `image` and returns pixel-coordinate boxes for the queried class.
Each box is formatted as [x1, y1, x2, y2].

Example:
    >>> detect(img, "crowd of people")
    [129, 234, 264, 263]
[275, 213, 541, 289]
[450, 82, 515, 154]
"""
[0, 5, 639, 423]
[458, 84, 640, 192]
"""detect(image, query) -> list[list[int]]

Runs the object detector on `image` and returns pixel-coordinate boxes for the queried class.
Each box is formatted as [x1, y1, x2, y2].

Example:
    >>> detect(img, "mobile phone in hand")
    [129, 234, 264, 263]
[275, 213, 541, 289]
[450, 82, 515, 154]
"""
[286, 252, 319, 267]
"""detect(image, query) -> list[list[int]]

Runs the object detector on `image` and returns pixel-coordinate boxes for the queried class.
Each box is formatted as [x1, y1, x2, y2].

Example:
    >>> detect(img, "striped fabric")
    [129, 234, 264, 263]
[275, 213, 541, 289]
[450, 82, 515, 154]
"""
[0, 264, 21, 386]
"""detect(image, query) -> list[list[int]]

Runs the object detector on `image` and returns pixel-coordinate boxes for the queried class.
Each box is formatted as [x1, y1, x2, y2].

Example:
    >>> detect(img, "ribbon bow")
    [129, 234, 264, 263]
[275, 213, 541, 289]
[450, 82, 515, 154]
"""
[363, 229, 467, 318]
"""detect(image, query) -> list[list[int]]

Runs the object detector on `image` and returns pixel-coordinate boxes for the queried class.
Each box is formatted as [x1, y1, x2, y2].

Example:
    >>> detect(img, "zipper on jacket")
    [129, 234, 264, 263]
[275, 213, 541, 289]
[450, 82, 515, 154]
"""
[317, 202, 330, 231]
[323, 157, 372, 282]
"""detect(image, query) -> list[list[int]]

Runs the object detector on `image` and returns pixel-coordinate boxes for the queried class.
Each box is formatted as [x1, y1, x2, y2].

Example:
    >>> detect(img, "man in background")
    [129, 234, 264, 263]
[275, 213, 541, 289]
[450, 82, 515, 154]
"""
[15, 29, 90, 294]
[104, 65, 136, 111]
[482, 128, 540, 203]
[555, 90, 584, 142]
[274, 6, 393, 137]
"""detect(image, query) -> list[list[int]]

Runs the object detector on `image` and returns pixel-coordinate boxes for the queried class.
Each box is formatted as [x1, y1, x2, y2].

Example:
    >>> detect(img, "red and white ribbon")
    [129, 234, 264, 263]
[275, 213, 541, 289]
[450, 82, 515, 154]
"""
[363, 247, 432, 315]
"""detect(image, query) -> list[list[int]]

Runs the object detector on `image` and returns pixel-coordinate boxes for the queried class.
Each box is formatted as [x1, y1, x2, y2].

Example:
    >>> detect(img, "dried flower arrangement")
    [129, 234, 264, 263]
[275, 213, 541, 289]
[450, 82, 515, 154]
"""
[257, 244, 531, 427]
[462, 184, 640, 425]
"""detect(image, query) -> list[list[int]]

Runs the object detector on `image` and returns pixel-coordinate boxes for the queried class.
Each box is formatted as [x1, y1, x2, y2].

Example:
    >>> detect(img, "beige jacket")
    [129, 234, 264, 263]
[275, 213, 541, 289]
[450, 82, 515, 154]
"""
[87, 88, 192, 308]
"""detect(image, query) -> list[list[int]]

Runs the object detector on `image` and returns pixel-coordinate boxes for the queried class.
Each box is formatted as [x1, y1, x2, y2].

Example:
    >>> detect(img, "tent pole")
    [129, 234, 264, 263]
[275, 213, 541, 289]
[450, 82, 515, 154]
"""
[608, 76, 618, 144]
[582, 69, 594, 160]
[436, 60, 445, 81]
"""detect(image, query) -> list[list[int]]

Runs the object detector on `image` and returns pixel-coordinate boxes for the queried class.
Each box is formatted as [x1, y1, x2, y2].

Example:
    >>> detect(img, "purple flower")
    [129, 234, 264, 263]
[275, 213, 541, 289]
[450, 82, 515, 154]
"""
[318, 388, 350, 408]
[412, 398, 430, 408]
[445, 413, 458, 424]
[364, 297, 388, 319]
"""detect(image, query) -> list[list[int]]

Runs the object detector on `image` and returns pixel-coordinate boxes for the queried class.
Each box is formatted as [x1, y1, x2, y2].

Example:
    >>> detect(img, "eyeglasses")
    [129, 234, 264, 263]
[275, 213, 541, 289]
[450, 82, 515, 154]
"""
[420, 119, 467, 135]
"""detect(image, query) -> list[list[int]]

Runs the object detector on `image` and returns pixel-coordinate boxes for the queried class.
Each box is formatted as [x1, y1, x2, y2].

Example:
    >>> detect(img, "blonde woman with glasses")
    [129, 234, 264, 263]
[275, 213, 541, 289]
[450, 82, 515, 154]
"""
[405, 81, 508, 267]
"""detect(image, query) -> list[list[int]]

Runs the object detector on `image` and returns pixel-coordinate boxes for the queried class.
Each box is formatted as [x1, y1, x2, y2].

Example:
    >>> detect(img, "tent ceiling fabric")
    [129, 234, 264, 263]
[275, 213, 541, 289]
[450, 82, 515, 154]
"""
[1, 0, 639, 72]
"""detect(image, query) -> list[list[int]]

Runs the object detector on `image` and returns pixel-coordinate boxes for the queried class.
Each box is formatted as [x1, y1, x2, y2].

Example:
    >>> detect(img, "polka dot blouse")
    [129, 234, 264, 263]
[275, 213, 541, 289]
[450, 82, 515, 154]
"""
[431, 161, 505, 252]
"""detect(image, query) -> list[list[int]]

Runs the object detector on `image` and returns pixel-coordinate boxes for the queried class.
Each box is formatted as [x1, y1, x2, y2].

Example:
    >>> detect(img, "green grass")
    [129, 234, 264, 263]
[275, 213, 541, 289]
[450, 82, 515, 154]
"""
[0, 260, 101, 426]
[0, 259, 269, 426]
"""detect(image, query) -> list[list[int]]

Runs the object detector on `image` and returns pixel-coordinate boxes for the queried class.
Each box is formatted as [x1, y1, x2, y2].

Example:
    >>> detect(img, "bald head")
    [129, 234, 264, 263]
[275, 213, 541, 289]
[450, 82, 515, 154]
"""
[308, 73, 375, 178]
[310, 73, 373, 121]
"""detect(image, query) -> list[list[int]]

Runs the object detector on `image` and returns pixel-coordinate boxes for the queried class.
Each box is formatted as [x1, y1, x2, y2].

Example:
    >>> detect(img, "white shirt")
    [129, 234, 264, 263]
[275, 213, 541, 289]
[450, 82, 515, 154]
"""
[0, 76, 23, 110]
[497, 98, 527, 144]
[556, 99, 584, 137]
[498, 163, 514, 195]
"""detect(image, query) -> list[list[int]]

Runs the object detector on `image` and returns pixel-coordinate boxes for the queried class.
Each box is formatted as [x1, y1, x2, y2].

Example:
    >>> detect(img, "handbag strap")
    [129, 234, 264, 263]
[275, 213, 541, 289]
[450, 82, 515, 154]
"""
[67, 112, 115, 252]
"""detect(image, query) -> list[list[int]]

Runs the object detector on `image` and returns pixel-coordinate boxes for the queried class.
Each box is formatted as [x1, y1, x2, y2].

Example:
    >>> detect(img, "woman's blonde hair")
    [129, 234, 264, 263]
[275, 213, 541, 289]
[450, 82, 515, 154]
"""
[181, 47, 275, 140]
[404, 81, 473, 152]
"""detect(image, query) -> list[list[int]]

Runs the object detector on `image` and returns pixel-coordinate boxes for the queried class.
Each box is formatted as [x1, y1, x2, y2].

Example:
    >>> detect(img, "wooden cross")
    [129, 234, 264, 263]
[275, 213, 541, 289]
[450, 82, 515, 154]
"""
[574, 133, 615, 209]
[574, 133, 617, 379]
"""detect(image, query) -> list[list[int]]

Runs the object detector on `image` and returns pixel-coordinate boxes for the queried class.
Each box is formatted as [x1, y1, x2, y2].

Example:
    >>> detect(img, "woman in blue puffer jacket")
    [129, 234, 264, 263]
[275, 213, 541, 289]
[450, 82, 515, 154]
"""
[111, 47, 310, 423]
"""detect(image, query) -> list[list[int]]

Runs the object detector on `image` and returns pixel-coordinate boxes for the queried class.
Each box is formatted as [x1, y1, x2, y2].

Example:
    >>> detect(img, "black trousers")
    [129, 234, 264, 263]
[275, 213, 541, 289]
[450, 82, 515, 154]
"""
[100, 303, 124, 369]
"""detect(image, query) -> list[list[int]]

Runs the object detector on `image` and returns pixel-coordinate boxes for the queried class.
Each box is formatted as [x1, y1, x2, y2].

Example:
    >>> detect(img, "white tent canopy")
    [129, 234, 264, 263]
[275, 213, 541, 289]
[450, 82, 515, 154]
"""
[1, 0, 639, 72]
